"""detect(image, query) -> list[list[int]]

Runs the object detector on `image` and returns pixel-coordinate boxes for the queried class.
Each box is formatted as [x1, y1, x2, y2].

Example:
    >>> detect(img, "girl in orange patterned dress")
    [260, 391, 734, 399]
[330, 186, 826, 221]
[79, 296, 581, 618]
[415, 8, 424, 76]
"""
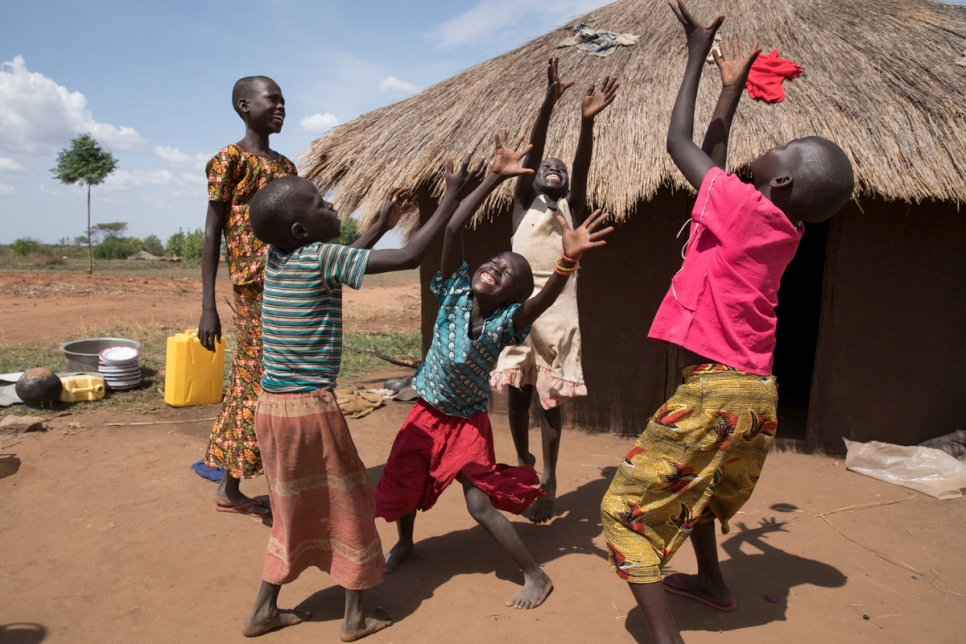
[198, 76, 297, 517]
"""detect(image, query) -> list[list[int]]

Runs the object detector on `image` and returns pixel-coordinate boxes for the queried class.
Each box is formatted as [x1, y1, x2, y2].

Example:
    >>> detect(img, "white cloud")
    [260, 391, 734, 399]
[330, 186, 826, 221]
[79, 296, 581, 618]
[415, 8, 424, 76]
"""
[378, 76, 419, 94]
[300, 113, 339, 135]
[39, 184, 64, 196]
[180, 172, 207, 185]
[155, 145, 208, 170]
[0, 55, 145, 155]
[0, 183, 15, 195]
[100, 168, 206, 200]
[102, 169, 179, 192]
[0, 157, 26, 174]
[432, 0, 610, 49]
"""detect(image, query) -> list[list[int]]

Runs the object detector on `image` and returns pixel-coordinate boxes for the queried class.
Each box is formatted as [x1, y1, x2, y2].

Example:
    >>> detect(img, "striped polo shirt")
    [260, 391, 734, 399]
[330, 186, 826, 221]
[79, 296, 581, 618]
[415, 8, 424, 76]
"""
[261, 242, 371, 393]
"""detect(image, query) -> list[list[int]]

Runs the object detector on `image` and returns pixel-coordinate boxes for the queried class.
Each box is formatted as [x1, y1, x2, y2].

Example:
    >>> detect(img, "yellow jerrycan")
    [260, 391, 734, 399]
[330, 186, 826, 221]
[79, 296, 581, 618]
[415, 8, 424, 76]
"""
[59, 374, 106, 402]
[164, 328, 225, 407]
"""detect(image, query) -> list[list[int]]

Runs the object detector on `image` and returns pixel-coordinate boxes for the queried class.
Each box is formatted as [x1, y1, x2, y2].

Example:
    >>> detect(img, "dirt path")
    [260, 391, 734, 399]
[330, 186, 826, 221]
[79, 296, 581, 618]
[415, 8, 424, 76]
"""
[0, 270, 420, 345]
[1, 368, 963, 643]
[1, 269, 964, 643]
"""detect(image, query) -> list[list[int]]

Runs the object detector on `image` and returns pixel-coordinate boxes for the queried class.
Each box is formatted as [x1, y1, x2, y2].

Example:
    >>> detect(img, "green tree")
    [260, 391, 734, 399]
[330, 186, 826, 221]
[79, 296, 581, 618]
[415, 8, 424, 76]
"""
[166, 229, 186, 257]
[333, 218, 360, 246]
[50, 134, 118, 273]
[93, 222, 128, 241]
[94, 237, 132, 260]
[12, 238, 39, 256]
[142, 234, 164, 256]
[182, 228, 204, 262]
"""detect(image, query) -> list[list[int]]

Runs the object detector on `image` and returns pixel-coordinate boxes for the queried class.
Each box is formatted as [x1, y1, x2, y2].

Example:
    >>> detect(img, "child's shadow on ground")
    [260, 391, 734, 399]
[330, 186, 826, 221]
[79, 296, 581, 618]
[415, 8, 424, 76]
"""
[623, 520, 847, 642]
[296, 465, 615, 625]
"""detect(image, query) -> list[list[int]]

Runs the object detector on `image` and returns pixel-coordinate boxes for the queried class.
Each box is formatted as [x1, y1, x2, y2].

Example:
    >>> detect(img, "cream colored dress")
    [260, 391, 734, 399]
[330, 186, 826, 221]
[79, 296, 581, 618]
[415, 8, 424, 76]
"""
[490, 194, 587, 409]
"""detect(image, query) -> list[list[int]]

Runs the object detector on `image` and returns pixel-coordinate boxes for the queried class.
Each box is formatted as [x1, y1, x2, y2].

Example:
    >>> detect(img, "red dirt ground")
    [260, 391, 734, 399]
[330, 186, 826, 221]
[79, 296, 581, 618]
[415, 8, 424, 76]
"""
[1, 269, 964, 643]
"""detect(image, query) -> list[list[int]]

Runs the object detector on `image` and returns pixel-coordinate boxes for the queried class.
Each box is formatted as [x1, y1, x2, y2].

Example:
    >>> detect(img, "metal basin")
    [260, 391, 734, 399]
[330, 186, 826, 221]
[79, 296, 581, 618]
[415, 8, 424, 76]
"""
[60, 338, 141, 373]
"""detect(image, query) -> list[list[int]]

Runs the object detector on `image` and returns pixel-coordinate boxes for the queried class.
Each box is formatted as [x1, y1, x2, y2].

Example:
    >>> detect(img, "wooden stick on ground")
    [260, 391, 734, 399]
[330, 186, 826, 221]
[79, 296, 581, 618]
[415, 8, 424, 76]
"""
[345, 346, 421, 369]
[104, 416, 216, 427]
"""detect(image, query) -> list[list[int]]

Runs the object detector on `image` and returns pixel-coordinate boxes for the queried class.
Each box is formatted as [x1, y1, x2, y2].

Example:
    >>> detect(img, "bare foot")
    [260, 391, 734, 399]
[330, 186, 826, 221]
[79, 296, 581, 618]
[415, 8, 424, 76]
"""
[524, 493, 555, 524]
[519, 452, 536, 467]
[662, 573, 736, 611]
[341, 608, 392, 642]
[506, 570, 553, 609]
[383, 540, 413, 574]
[241, 607, 309, 638]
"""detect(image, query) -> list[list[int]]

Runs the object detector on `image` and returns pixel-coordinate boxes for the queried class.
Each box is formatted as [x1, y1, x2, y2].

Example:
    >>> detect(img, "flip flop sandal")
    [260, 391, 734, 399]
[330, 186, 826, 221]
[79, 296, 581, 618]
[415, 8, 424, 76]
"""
[662, 573, 738, 611]
[216, 500, 271, 517]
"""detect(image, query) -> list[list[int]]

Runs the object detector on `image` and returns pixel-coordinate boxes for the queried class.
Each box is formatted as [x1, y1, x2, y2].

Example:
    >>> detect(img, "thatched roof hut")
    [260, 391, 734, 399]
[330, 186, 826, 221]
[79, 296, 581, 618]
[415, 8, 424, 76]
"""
[303, 0, 966, 451]
[304, 0, 966, 227]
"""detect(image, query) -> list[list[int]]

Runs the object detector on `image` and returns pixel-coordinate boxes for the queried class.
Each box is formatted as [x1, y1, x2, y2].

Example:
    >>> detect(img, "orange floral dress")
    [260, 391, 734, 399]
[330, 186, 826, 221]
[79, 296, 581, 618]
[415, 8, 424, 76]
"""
[203, 144, 297, 479]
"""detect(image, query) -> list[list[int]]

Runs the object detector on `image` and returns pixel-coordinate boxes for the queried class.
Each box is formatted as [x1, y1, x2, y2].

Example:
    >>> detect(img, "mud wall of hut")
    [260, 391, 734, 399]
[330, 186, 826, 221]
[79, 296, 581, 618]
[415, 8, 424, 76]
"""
[806, 197, 966, 451]
[416, 189, 966, 451]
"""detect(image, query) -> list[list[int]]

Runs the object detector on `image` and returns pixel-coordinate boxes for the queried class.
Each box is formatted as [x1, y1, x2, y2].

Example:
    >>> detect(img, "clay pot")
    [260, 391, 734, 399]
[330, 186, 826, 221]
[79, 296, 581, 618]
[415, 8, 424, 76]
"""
[15, 368, 63, 407]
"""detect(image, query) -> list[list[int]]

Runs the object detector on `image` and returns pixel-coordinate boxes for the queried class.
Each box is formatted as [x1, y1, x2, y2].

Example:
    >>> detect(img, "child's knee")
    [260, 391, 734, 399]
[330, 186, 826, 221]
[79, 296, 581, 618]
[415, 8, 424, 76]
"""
[508, 388, 532, 415]
[464, 487, 495, 523]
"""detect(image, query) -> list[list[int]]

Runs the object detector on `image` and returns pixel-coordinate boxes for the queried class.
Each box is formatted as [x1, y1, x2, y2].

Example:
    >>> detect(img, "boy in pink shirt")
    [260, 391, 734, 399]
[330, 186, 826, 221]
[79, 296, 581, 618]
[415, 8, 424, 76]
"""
[600, 3, 854, 642]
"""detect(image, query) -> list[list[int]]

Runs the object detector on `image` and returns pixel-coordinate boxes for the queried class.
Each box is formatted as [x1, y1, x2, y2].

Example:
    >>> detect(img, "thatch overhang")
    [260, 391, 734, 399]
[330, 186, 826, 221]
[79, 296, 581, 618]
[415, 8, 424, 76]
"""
[302, 0, 966, 229]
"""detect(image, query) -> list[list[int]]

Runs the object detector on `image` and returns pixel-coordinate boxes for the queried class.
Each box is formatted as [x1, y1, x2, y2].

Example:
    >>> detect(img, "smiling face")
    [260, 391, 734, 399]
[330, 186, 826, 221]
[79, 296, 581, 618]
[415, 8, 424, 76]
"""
[533, 158, 569, 199]
[240, 78, 286, 134]
[472, 252, 534, 306]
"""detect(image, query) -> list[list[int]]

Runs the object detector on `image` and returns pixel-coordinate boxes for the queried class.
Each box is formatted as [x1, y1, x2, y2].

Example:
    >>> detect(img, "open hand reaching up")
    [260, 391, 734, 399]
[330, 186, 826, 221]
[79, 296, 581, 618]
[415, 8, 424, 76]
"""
[490, 129, 534, 178]
[559, 208, 613, 261]
[445, 152, 489, 200]
[581, 76, 620, 121]
[545, 56, 575, 105]
[379, 186, 412, 229]
[713, 38, 761, 90]
[668, 0, 724, 57]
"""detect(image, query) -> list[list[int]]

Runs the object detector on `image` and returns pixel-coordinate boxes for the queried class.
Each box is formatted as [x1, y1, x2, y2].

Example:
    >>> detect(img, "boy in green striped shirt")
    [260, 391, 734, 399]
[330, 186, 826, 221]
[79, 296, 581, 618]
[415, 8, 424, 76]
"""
[240, 158, 484, 641]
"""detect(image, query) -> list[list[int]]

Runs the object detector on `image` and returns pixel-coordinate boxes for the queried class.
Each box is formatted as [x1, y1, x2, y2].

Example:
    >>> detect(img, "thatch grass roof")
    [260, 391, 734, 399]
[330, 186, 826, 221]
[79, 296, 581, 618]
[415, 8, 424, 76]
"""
[302, 0, 966, 228]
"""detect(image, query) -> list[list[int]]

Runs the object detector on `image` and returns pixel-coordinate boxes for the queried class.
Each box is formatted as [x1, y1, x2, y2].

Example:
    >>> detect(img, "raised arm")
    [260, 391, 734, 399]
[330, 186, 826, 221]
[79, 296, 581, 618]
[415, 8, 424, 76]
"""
[699, 39, 760, 169]
[442, 132, 531, 279]
[570, 75, 619, 224]
[366, 154, 482, 274]
[198, 200, 226, 352]
[666, 0, 725, 190]
[351, 186, 412, 249]
[513, 57, 574, 206]
[513, 208, 613, 330]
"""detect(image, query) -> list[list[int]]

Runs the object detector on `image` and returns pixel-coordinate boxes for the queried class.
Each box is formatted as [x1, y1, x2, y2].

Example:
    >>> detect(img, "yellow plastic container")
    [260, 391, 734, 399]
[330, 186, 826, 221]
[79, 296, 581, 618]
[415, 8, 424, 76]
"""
[59, 374, 106, 402]
[164, 328, 226, 407]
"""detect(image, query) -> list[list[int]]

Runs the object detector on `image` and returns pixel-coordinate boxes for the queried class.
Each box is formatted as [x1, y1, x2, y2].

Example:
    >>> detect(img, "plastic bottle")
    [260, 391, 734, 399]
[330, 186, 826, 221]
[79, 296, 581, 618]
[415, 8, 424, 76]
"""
[58, 374, 106, 402]
[163, 329, 225, 407]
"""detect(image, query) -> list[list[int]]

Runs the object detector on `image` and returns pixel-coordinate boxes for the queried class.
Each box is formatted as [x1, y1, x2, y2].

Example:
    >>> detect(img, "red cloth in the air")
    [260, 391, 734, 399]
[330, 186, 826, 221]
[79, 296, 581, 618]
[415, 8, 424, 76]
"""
[745, 49, 803, 103]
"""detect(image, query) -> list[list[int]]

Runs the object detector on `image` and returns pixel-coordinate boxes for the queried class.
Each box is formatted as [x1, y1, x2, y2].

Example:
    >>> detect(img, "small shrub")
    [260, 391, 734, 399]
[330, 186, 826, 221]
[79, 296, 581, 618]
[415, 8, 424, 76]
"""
[143, 234, 165, 256]
[333, 218, 360, 246]
[166, 229, 186, 257]
[182, 228, 204, 262]
[12, 238, 39, 256]
[94, 237, 148, 260]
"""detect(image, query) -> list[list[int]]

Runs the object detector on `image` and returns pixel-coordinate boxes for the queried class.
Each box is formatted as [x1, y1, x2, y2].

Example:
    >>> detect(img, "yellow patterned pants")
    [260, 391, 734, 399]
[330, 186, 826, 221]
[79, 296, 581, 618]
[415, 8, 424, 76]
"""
[600, 364, 778, 584]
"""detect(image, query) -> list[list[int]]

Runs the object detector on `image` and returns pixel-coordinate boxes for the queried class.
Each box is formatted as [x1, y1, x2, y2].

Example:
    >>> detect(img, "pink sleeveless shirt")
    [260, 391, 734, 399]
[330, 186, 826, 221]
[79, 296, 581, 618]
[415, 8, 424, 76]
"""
[648, 169, 803, 375]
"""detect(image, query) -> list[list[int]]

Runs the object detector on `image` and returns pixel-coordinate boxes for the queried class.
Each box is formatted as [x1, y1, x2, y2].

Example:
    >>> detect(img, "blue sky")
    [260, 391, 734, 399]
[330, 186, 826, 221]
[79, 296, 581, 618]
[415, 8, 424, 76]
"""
[0, 0, 613, 245]
[2, 0, 964, 245]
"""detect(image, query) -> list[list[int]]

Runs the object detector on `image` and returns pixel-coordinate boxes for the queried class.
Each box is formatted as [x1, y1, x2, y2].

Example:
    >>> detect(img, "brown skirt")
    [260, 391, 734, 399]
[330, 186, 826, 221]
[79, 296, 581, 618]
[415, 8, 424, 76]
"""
[255, 388, 384, 589]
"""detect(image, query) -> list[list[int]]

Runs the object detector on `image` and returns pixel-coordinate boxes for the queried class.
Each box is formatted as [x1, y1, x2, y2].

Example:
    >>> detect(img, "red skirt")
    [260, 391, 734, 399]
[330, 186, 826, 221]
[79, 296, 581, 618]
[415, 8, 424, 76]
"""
[375, 398, 543, 522]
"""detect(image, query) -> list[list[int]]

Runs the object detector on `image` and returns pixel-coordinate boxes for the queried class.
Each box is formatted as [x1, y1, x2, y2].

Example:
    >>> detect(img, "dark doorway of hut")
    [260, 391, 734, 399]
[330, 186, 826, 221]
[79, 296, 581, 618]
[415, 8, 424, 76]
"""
[772, 219, 830, 445]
